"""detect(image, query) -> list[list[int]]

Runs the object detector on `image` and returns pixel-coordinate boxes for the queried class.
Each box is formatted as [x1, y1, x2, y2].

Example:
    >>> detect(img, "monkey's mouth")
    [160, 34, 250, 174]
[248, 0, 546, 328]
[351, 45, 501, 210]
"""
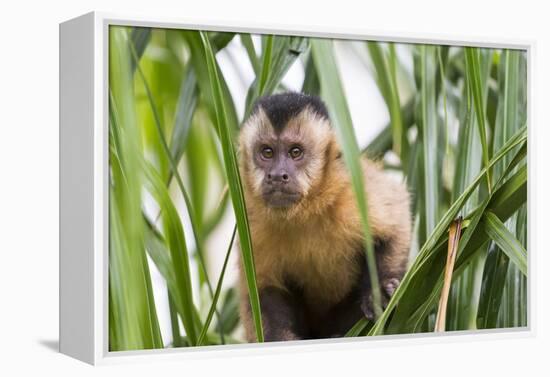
[262, 188, 301, 208]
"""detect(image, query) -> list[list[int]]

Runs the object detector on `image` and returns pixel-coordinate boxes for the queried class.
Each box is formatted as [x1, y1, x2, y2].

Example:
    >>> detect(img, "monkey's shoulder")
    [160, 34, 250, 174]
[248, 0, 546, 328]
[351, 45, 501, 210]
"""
[361, 158, 411, 241]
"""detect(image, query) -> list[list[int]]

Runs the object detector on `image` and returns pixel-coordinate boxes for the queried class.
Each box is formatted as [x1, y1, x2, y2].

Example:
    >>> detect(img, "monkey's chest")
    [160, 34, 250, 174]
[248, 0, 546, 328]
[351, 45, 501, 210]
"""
[281, 238, 362, 308]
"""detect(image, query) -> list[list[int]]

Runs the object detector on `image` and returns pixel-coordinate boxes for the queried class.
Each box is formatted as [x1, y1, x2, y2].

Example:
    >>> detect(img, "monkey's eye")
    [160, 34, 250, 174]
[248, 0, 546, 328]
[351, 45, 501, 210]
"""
[260, 146, 274, 159]
[289, 146, 303, 160]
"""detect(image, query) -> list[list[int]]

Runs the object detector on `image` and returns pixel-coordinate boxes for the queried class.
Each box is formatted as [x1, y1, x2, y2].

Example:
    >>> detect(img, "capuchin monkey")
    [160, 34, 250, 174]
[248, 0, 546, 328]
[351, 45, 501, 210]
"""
[237, 92, 411, 342]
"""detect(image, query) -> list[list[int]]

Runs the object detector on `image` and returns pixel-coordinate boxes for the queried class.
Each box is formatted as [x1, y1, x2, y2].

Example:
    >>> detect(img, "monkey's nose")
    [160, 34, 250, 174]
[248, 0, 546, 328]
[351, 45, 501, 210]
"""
[267, 172, 290, 184]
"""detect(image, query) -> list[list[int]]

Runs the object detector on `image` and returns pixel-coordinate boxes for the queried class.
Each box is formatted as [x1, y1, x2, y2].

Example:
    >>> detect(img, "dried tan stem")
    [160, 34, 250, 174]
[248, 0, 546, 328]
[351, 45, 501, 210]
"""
[435, 217, 463, 332]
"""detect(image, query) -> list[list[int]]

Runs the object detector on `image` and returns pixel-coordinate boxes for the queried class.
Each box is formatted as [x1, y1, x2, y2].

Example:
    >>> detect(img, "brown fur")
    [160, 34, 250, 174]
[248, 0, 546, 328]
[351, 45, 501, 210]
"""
[238, 105, 411, 342]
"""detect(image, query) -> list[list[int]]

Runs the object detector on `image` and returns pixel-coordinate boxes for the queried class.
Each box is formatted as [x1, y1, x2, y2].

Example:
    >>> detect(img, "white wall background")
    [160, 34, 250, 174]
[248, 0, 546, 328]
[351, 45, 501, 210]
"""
[0, 0, 548, 375]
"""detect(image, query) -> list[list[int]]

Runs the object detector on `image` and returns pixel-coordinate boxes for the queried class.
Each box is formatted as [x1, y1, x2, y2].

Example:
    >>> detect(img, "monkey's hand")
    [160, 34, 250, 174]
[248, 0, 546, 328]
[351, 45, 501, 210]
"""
[360, 278, 401, 321]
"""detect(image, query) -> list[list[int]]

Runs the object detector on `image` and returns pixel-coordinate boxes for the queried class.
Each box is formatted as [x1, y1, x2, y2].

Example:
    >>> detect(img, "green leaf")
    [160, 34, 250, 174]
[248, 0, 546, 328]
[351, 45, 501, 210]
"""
[200, 31, 264, 342]
[183, 31, 240, 135]
[198, 225, 238, 345]
[240, 34, 260, 74]
[169, 67, 197, 164]
[367, 42, 405, 159]
[448, 48, 492, 331]
[477, 242, 510, 329]
[211, 31, 236, 51]
[363, 98, 415, 159]
[416, 45, 440, 239]
[217, 288, 241, 335]
[483, 212, 527, 275]
[465, 47, 492, 193]
[487, 162, 527, 220]
[453, 49, 492, 207]
[301, 52, 320, 95]
[493, 50, 524, 175]
[143, 161, 200, 345]
[108, 26, 163, 351]
[345, 317, 371, 337]
[258, 35, 274, 96]
[436, 46, 449, 154]
[168, 292, 183, 347]
[130, 27, 151, 73]
[477, 50, 527, 329]
[311, 39, 382, 319]
[244, 35, 309, 115]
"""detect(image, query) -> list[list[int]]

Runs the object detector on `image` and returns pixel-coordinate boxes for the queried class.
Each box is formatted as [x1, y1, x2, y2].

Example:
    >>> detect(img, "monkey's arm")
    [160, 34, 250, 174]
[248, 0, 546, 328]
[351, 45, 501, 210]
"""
[359, 240, 407, 320]
[257, 286, 303, 342]
[358, 237, 409, 320]
[355, 234, 411, 322]
[359, 161, 411, 319]
[240, 282, 304, 342]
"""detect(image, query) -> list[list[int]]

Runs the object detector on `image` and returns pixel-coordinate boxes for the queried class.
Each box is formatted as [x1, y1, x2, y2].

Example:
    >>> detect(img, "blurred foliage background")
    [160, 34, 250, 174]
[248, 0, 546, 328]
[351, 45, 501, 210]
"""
[108, 25, 527, 351]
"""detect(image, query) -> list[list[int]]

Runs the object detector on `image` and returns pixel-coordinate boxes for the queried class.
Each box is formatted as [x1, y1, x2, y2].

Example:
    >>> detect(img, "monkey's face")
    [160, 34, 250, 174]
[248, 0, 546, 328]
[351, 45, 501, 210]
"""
[254, 137, 306, 208]
[240, 104, 334, 210]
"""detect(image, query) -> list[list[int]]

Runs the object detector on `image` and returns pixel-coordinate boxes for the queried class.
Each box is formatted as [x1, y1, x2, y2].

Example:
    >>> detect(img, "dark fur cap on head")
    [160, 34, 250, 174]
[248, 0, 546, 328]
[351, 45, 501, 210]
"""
[251, 92, 330, 132]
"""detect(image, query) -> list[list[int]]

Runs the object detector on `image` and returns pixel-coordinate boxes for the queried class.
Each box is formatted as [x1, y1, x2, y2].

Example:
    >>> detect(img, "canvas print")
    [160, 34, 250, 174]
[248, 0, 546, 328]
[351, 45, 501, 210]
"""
[108, 25, 527, 351]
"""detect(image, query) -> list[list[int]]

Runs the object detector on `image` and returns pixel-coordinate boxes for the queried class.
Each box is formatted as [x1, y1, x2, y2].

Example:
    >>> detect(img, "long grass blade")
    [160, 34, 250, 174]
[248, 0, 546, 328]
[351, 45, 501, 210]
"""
[301, 53, 320, 95]
[168, 292, 182, 347]
[477, 49, 526, 329]
[311, 39, 382, 319]
[240, 34, 260, 74]
[197, 225, 238, 345]
[367, 42, 405, 159]
[244, 36, 308, 115]
[417, 45, 440, 239]
[345, 317, 371, 337]
[363, 99, 415, 159]
[200, 31, 264, 342]
[436, 46, 449, 154]
[257, 35, 274, 96]
[109, 26, 163, 351]
[449, 48, 492, 331]
[465, 47, 492, 193]
[483, 212, 527, 275]
[183, 31, 239, 135]
[143, 161, 200, 345]
[130, 27, 151, 73]
[170, 68, 198, 164]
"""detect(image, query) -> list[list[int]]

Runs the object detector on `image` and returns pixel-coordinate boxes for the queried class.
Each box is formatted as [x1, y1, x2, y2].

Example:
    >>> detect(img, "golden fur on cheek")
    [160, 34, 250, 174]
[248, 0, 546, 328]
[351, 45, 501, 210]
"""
[250, 166, 265, 195]
[239, 111, 266, 198]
